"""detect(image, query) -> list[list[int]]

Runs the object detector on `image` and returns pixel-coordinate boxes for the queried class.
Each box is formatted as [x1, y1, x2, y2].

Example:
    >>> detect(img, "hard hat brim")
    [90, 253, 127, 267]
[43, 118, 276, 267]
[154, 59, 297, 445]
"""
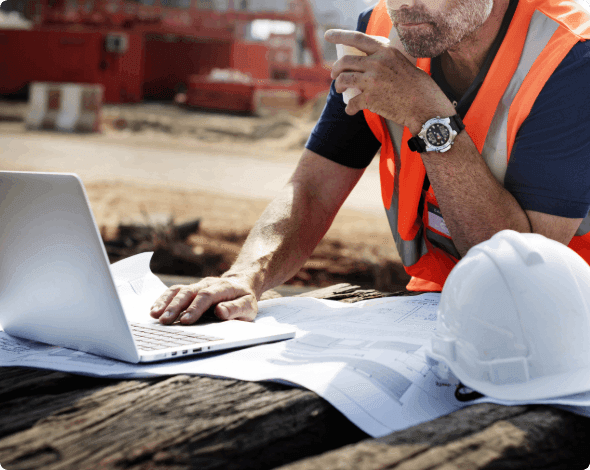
[428, 349, 590, 401]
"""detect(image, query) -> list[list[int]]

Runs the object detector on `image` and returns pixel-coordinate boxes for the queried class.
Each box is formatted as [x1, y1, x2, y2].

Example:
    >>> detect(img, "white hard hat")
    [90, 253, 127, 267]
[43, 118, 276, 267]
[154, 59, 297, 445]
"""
[427, 229, 590, 401]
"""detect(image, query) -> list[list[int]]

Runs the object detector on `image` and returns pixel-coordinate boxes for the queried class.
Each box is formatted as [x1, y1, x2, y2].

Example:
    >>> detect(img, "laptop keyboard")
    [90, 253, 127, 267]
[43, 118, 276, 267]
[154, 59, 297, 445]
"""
[130, 323, 223, 351]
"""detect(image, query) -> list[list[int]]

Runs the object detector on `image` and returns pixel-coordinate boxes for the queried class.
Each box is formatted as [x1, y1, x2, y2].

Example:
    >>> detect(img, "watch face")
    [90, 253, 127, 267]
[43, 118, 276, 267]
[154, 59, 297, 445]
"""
[426, 123, 450, 147]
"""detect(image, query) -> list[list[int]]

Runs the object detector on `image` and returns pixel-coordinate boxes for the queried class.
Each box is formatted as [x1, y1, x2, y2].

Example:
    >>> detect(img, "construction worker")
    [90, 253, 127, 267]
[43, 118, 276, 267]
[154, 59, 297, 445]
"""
[150, 0, 590, 324]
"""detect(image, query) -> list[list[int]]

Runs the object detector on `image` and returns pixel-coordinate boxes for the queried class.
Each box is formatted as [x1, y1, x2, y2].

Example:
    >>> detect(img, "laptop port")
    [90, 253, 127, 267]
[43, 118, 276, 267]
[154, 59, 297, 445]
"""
[171, 352, 177, 356]
[182, 350, 188, 354]
[193, 348, 202, 352]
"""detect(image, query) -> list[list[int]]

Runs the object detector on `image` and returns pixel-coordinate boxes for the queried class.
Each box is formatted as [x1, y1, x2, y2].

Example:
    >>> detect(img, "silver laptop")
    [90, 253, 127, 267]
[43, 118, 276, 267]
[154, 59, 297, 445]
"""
[0, 171, 295, 363]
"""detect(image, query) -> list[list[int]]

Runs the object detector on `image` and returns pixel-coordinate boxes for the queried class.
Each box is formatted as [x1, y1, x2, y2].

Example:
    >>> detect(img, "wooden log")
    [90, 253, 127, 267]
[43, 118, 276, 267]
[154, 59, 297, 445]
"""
[0, 372, 367, 469]
[277, 403, 590, 470]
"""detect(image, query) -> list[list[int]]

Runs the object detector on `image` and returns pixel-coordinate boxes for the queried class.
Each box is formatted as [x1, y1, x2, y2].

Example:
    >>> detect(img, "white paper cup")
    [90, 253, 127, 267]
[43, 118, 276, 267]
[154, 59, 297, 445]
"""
[335, 36, 390, 104]
[335, 44, 365, 104]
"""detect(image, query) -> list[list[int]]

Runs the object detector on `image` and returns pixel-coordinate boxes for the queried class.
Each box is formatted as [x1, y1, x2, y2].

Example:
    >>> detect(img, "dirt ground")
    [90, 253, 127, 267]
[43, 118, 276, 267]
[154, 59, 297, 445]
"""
[0, 99, 409, 291]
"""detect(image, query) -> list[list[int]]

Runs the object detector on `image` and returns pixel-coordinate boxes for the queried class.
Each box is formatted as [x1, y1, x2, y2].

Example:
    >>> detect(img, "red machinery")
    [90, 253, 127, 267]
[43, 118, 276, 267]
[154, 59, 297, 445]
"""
[0, 0, 332, 110]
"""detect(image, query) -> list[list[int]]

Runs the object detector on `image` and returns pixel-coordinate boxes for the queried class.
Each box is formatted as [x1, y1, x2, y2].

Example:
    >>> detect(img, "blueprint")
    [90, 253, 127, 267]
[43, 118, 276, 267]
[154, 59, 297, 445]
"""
[1, 252, 590, 437]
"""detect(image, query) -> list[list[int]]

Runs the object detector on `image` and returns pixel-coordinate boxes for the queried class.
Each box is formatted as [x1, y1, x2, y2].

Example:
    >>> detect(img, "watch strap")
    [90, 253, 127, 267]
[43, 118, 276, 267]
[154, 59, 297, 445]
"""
[408, 134, 426, 153]
[449, 114, 465, 133]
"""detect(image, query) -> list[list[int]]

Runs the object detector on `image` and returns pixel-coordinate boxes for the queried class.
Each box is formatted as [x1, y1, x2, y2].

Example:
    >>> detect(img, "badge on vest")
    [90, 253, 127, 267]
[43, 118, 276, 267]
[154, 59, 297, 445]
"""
[427, 203, 451, 237]
[426, 203, 461, 259]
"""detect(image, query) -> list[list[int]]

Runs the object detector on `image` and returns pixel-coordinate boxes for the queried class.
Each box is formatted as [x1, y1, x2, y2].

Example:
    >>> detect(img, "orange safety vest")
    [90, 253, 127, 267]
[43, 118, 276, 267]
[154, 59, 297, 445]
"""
[364, 0, 590, 291]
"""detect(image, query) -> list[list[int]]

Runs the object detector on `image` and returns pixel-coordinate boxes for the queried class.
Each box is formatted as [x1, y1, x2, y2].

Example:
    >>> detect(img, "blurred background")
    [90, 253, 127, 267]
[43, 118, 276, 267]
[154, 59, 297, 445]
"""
[0, 0, 410, 293]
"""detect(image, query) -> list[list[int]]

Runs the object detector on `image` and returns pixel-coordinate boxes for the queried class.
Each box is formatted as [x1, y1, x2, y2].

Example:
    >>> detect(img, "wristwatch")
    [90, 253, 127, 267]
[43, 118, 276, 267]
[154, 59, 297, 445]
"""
[408, 115, 465, 153]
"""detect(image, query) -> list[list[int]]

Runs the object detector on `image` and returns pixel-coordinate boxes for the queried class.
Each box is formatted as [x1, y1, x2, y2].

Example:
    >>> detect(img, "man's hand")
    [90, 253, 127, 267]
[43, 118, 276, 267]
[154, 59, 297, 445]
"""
[325, 29, 455, 134]
[150, 276, 258, 324]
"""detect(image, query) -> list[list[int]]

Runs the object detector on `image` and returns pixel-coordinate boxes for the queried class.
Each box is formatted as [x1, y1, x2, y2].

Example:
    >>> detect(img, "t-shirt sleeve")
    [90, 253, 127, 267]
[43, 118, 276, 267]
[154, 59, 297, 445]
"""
[504, 40, 590, 219]
[304, 7, 381, 169]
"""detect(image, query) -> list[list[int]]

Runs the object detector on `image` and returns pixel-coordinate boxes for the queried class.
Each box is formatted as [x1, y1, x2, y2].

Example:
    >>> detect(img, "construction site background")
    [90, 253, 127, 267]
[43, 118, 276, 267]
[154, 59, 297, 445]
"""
[0, 0, 408, 292]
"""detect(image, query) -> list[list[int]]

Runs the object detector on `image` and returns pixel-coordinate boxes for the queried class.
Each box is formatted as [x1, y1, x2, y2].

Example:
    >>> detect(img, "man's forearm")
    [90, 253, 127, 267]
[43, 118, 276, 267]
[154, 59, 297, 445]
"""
[149, 150, 363, 325]
[221, 182, 337, 298]
[420, 131, 532, 256]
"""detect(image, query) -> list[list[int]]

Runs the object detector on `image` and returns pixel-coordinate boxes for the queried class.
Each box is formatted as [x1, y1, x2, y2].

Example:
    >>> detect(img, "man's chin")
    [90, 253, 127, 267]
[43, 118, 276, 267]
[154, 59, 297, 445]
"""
[396, 30, 444, 58]
[396, 35, 442, 58]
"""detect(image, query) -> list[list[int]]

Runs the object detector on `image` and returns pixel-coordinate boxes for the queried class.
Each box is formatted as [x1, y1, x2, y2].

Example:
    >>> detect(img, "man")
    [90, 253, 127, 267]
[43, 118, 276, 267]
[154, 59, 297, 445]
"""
[150, 0, 590, 324]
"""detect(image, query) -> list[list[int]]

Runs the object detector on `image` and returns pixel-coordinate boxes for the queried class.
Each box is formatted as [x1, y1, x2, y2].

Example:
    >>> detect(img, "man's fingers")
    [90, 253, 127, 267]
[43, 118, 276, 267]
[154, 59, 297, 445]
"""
[176, 279, 254, 324]
[345, 92, 367, 116]
[331, 56, 366, 80]
[150, 285, 182, 318]
[175, 287, 221, 324]
[325, 29, 383, 55]
[334, 71, 363, 94]
[215, 295, 258, 322]
[148, 277, 257, 325]
[157, 285, 201, 324]
[177, 287, 226, 324]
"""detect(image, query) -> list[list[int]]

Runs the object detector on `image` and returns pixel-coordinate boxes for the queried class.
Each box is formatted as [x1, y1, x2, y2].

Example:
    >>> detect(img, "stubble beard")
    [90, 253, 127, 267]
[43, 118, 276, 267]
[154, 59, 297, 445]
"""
[388, 0, 492, 58]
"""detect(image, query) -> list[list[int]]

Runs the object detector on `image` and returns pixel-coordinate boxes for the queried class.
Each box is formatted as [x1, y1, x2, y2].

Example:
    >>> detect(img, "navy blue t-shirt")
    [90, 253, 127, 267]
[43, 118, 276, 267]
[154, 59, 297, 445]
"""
[306, 6, 590, 219]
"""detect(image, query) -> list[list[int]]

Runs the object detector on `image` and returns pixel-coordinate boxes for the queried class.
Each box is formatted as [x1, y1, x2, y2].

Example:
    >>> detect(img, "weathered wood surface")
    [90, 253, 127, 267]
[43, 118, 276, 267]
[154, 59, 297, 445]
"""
[280, 403, 590, 470]
[0, 283, 589, 470]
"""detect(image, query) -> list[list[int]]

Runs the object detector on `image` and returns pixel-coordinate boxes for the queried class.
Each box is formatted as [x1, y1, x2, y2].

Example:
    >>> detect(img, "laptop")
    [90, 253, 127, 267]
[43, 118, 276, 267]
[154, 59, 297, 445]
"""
[0, 171, 296, 363]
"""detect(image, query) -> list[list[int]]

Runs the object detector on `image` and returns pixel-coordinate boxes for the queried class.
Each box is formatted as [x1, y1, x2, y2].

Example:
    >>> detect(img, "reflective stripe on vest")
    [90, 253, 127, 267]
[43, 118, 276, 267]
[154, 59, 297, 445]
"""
[482, 11, 560, 185]
[364, 0, 590, 287]
[383, 115, 428, 266]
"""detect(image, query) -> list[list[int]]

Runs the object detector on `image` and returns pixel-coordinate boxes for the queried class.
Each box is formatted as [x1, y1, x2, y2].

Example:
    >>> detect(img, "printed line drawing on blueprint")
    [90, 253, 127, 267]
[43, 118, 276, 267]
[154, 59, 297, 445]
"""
[0, 335, 58, 363]
[267, 331, 436, 405]
[255, 294, 465, 431]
